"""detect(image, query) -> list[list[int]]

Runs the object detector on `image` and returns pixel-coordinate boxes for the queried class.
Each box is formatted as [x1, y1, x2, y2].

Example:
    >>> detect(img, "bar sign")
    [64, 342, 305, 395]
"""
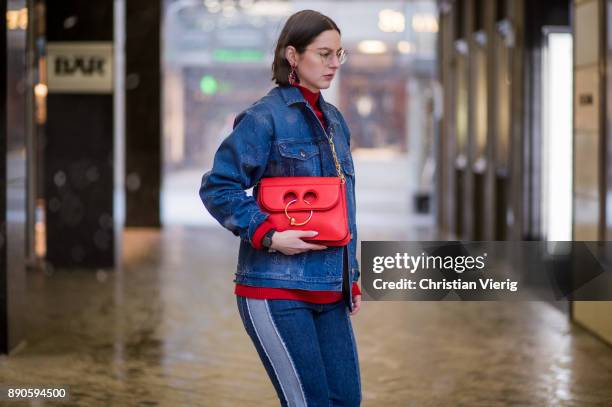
[46, 42, 113, 94]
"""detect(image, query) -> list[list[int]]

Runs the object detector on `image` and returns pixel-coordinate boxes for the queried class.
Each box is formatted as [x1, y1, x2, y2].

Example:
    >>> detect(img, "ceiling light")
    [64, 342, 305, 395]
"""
[378, 9, 405, 33]
[358, 40, 387, 54]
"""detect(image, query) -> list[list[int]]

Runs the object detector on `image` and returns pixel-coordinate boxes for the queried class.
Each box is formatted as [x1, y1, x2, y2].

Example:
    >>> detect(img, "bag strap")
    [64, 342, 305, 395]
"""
[326, 127, 346, 184]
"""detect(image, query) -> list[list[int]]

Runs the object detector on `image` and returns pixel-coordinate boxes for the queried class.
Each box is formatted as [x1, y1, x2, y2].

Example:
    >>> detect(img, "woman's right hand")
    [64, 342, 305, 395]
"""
[270, 230, 327, 255]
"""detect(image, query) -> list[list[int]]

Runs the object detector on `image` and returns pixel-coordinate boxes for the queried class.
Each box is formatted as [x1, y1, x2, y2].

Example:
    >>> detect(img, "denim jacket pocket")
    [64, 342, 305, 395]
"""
[277, 140, 321, 176]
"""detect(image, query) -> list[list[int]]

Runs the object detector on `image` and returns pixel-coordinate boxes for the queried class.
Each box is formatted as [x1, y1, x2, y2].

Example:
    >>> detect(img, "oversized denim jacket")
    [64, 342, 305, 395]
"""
[199, 85, 359, 296]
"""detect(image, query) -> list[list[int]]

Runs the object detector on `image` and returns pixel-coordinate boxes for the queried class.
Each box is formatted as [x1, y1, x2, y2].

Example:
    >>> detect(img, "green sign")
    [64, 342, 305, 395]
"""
[212, 49, 264, 62]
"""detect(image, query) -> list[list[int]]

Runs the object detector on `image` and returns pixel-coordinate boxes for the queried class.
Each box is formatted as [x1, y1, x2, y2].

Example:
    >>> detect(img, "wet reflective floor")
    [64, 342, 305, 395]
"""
[1, 225, 612, 406]
[2, 158, 612, 406]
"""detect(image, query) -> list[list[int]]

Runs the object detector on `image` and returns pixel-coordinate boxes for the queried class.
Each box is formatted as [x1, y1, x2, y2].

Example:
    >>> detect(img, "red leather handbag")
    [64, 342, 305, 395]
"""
[256, 132, 351, 246]
[257, 176, 350, 246]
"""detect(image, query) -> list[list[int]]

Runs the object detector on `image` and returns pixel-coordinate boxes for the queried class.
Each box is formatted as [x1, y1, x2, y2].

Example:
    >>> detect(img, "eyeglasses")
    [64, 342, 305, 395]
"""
[305, 47, 348, 66]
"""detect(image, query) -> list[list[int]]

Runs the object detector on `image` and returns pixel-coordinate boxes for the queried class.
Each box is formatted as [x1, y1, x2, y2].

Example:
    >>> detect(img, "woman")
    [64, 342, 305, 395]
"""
[200, 10, 361, 406]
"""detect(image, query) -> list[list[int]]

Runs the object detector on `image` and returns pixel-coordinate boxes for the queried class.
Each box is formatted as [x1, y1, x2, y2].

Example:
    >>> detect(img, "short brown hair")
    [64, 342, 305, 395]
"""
[271, 10, 341, 86]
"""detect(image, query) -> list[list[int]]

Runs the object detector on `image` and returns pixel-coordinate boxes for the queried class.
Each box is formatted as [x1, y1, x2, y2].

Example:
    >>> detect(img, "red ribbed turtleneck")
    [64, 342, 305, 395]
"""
[295, 83, 326, 127]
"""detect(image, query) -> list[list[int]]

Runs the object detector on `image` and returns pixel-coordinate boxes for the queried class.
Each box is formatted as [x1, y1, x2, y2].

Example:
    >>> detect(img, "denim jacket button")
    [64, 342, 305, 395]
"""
[299, 150, 306, 158]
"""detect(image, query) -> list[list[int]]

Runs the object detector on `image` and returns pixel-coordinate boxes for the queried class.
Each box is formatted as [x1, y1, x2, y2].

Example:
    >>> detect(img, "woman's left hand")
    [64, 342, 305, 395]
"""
[349, 295, 361, 316]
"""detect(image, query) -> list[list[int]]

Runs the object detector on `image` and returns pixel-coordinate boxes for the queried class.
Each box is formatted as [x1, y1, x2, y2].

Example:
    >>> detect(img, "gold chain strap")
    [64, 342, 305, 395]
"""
[326, 129, 346, 184]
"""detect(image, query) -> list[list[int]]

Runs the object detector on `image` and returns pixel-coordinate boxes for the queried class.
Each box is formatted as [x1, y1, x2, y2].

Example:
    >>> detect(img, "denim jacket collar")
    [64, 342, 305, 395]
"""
[277, 85, 340, 126]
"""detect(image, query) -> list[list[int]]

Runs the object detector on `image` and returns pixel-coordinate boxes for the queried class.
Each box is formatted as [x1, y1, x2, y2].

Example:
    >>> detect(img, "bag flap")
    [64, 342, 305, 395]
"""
[258, 177, 342, 212]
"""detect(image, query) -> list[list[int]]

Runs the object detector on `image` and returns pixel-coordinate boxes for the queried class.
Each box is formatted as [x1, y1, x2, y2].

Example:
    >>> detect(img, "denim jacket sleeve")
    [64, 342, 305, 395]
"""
[199, 109, 273, 245]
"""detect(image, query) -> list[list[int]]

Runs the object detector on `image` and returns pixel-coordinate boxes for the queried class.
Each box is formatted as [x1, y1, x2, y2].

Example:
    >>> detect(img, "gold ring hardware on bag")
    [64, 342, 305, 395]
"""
[284, 199, 313, 226]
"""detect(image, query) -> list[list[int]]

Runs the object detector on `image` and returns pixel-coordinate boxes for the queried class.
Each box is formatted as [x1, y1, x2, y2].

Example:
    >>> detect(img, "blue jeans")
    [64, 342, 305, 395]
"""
[236, 296, 362, 406]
